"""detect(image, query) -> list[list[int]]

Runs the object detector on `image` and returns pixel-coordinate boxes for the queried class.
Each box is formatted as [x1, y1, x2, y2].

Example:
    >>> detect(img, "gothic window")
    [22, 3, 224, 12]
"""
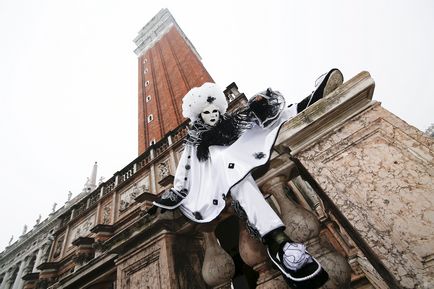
[144, 68, 148, 74]
[146, 95, 151, 102]
[147, 114, 153, 123]
[143, 58, 148, 64]
[150, 139, 156, 146]
[145, 80, 150, 87]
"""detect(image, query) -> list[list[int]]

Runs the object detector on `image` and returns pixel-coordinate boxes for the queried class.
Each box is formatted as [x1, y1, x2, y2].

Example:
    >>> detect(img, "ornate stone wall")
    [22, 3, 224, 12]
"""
[297, 102, 434, 288]
[115, 232, 206, 289]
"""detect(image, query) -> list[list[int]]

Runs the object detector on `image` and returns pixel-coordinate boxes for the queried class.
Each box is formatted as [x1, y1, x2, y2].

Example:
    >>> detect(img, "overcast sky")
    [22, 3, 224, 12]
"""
[0, 0, 433, 252]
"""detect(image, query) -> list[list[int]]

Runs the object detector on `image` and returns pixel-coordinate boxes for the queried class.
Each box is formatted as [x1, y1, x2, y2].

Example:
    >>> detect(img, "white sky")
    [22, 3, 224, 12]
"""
[0, 0, 433, 252]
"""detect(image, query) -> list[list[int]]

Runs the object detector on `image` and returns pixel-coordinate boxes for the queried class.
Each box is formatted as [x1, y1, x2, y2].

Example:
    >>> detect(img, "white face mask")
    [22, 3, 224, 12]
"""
[200, 104, 220, 126]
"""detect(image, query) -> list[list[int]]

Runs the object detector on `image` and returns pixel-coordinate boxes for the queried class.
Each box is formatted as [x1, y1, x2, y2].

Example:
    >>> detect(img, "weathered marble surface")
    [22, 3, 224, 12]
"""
[116, 233, 206, 289]
[116, 237, 166, 289]
[298, 103, 434, 289]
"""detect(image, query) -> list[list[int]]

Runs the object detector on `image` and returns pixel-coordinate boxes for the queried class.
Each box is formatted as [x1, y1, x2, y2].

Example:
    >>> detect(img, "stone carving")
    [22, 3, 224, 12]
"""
[36, 214, 42, 225]
[40, 234, 54, 263]
[22, 225, 28, 235]
[119, 187, 137, 211]
[74, 220, 93, 240]
[119, 177, 149, 212]
[119, 199, 128, 212]
[120, 250, 161, 289]
[158, 160, 170, 180]
[67, 214, 96, 247]
[83, 177, 91, 193]
[8, 235, 13, 245]
[141, 175, 150, 192]
[102, 204, 111, 224]
[53, 235, 64, 259]
[51, 203, 57, 214]
[131, 184, 140, 199]
[67, 191, 72, 201]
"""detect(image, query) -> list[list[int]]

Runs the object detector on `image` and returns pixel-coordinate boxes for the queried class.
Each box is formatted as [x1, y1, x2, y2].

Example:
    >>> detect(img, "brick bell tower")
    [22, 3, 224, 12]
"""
[134, 8, 214, 154]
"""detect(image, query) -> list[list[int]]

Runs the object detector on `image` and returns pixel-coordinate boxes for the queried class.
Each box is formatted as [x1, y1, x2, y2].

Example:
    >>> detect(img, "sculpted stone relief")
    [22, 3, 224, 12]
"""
[119, 176, 150, 213]
[124, 259, 160, 289]
[102, 203, 112, 224]
[157, 159, 170, 181]
[52, 235, 65, 259]
[119, 248, 161, 289]
[66, 214, 96, 248]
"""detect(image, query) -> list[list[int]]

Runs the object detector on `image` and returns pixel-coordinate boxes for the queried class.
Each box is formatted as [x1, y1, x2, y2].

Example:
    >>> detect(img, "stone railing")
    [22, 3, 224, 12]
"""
[54, 121, 191, 233]
[35, 73, 415, 289]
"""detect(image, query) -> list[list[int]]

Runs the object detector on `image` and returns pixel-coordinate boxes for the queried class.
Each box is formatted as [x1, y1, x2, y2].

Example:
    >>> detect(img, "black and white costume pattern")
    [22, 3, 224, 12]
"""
[154, 72, 343, 288]
[172, 90, 298, 237]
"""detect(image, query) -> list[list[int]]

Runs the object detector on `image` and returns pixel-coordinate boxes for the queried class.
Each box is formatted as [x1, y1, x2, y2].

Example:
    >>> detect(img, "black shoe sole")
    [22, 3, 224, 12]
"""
[323, 69, 344, 97]
[282, 268, 329, 289]
[313, 68, 343, 101]
[267, 247, 329, 289]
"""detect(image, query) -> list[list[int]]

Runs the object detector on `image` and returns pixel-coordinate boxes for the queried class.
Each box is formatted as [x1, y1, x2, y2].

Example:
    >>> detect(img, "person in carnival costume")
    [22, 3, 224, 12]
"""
[153, 69, 343, 288]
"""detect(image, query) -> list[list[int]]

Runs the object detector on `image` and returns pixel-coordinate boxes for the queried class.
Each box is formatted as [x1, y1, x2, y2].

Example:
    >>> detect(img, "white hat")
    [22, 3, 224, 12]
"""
[182, 82, 228, 121]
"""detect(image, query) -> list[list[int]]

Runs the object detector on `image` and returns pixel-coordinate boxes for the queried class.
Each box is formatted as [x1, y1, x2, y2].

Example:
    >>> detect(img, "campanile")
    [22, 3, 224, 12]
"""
[134, 9, 214, 154]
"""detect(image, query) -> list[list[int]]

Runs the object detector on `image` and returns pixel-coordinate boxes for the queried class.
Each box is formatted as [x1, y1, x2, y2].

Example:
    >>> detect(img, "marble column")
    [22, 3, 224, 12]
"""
[32, 248, 44, 272]
[201, 231, 235, 289]
[238, 219, 288, 289]
[0, 270, 11, 289]
[11, 260, 26, 289]
[262, 175, 351, 289]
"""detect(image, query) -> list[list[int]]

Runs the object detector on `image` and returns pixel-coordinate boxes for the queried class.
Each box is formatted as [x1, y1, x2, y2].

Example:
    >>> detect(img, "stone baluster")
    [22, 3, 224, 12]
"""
[262, 176, 351, 289]
[201, 230, 235, 289]
[238, 219, 289, 289]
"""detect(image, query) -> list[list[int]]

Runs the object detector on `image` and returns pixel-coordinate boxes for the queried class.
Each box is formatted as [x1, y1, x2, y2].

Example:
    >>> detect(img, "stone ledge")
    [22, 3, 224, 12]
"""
[72, 237, 94, 247]
[276, 71, 375, 155]
[90, 224, 114, 234]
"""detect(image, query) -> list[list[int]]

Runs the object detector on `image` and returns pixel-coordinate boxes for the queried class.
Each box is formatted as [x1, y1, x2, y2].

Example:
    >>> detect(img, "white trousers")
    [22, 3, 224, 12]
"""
[231, 174, 284, 237]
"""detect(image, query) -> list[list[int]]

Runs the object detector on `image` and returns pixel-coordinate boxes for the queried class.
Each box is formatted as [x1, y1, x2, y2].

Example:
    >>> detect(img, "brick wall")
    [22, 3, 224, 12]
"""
[138, 26, 214, 154]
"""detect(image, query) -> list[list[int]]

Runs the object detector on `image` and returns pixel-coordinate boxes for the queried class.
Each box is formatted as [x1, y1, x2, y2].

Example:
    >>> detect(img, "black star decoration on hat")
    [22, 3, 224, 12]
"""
[207, 96, 216, 103]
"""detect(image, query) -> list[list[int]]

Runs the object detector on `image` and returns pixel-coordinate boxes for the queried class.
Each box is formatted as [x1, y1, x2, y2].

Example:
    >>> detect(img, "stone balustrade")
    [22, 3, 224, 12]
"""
[21, 71, 426, 289]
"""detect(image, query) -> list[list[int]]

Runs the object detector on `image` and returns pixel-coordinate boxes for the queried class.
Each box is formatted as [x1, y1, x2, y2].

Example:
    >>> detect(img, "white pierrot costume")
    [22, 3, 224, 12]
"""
[172, 83, 299, 236]
[157, 73, 340, 288]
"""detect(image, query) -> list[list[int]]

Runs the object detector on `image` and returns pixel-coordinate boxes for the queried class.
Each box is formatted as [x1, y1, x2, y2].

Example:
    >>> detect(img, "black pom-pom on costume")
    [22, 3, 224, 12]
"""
[187, 90, 286, 162]
[188, 107, 254, 162]
[248, 97, 272, 124]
